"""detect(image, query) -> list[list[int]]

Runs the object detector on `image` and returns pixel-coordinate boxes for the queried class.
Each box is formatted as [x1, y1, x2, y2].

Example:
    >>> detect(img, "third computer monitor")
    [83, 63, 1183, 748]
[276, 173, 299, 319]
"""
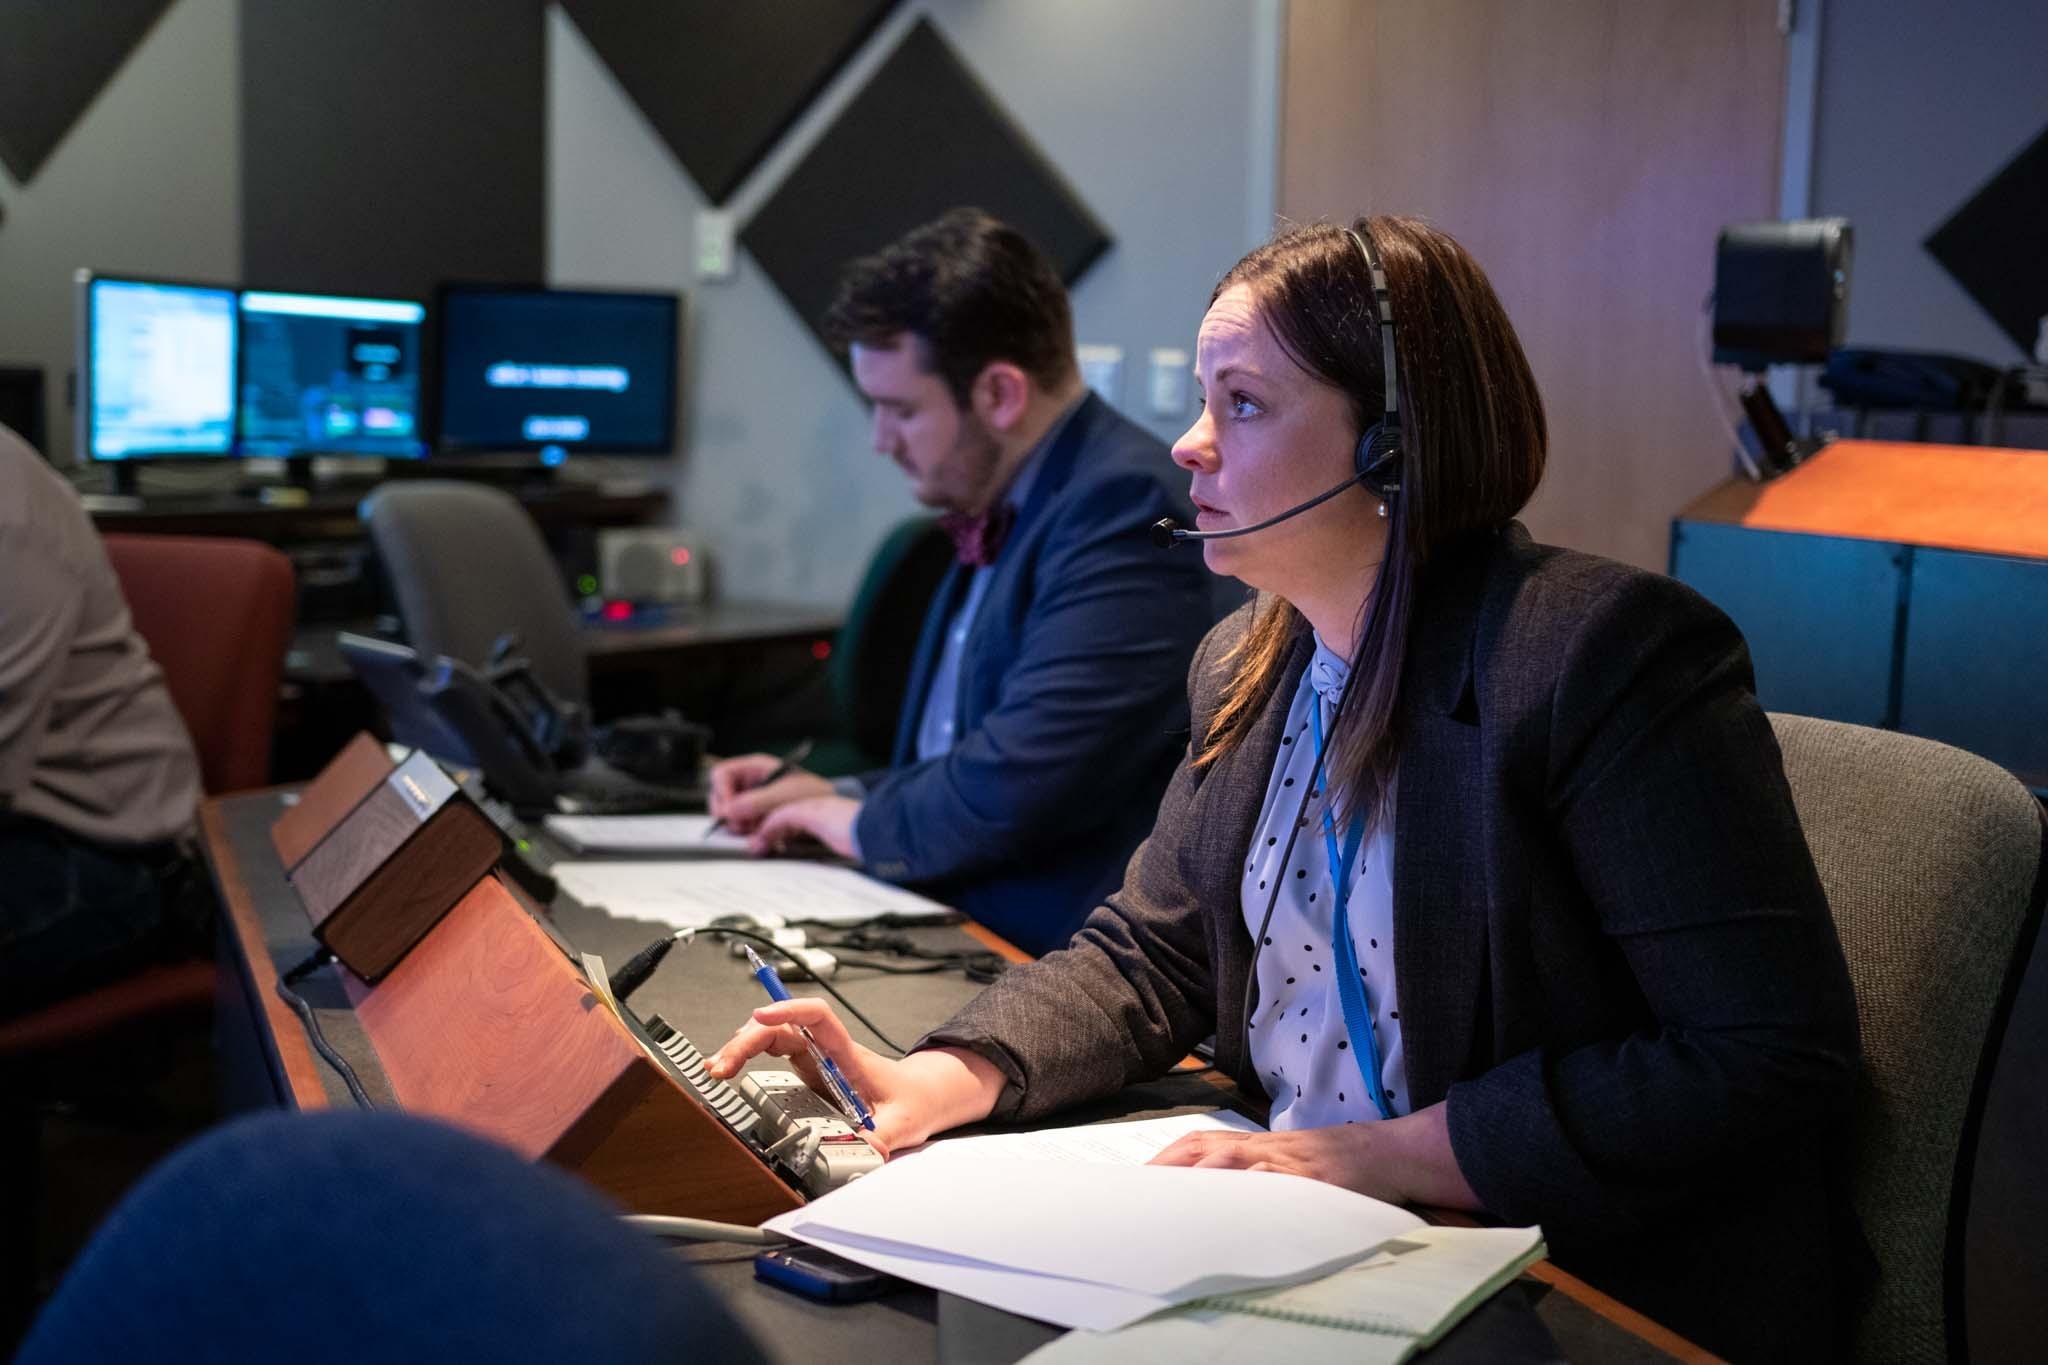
[435, 286, 678, 455]
[238, 290, 427, 459]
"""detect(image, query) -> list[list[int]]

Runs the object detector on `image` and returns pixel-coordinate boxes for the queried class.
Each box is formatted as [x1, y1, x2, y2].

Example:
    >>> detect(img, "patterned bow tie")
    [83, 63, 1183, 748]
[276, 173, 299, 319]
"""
[938, 502, 1017, 568]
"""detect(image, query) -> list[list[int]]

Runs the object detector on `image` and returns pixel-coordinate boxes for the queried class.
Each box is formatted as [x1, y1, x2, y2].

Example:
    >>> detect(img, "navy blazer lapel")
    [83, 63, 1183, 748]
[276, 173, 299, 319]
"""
[1390, 527, 1501, 1108]
[893, 563, 968, 765]
[928, 394, 1105, 757]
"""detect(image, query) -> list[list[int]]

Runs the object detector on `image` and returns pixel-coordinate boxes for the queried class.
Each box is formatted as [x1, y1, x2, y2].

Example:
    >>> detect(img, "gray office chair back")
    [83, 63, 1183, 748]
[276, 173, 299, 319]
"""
[360, 481, 587, 706]
[1770, 713, 2047, 1363]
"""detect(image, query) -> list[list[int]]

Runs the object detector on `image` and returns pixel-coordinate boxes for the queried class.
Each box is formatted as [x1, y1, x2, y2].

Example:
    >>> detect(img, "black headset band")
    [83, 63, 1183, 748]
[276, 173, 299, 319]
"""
[1345, 225, 1400, 443]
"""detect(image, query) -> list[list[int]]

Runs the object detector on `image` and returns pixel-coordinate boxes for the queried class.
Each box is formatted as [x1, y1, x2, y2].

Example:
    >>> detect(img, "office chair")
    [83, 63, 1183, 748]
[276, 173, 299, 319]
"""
[359, 481, 588, 708]
[807, 515, 954, 777]
[1770, 714, 2048, 1363]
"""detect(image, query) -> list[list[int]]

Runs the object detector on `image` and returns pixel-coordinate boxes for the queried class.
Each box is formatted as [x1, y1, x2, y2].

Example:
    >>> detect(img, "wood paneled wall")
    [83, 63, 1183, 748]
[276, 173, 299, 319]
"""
[1282, 0, 1785, 569]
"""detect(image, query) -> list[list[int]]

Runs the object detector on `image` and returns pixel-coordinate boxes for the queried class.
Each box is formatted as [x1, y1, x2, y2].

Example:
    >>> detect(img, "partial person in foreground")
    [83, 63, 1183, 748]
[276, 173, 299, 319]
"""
[15, 1110, 765, 1363]
[0, 421, 204, 1019]
[707, 209, 1212, 955]
[710, 217, 1867, 1361]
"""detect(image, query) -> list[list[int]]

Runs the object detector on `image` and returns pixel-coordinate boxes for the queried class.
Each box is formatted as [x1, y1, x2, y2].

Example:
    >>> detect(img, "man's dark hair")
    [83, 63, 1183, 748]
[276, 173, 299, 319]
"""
[823, 208, 1076, 408]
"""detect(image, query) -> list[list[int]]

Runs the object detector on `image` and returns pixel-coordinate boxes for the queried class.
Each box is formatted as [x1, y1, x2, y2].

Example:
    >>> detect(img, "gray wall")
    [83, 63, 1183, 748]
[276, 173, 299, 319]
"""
[0, 0, 238, 466]
[1807, 0, 2048, 362]
[548, 1, 1279, 606]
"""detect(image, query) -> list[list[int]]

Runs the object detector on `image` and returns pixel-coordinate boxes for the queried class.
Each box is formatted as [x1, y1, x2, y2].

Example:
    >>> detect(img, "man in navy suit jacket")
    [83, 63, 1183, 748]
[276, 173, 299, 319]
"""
[709, 210, 1212, 955]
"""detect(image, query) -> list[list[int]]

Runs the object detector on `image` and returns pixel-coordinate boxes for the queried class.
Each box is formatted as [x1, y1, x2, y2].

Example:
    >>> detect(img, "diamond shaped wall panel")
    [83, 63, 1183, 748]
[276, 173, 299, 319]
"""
[559, 0, 898, 205]
[741, 19, 1112, 365]
[0, 0, 175, 184]
[1924, 123, 2048, 357]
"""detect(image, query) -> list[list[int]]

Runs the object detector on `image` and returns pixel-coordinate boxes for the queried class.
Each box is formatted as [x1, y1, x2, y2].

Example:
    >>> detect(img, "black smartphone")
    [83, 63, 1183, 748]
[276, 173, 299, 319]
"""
[753, 1245, 906, 1303]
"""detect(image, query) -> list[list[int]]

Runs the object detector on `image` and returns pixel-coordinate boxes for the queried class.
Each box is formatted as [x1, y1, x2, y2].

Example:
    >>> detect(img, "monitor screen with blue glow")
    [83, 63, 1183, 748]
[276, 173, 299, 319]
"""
[82, 275, 238, 461]
[238, 290, 427, 458]
[435, 287, 678, 454]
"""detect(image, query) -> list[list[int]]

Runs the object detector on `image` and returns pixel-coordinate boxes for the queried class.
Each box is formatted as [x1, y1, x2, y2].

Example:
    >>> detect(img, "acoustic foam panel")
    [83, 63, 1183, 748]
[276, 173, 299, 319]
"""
[559, 0, 898, 205]
[0, 0, 174, 185]
[240, 0, 546, 303]
[1925, 123, 2048, 358]
[741, 19, 1111, 369]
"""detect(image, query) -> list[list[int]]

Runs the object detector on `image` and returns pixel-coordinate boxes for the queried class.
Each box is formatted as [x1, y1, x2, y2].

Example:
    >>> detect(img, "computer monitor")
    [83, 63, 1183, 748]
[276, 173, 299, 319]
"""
[434, 286, 679, 455]
[238, 290, 428, 459]
[75, 271, 239, 462]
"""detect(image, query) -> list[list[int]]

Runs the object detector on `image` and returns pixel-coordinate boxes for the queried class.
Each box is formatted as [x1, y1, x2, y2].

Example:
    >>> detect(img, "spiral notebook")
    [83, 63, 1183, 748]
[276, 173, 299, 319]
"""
[1020, 1224, 1545, 1365]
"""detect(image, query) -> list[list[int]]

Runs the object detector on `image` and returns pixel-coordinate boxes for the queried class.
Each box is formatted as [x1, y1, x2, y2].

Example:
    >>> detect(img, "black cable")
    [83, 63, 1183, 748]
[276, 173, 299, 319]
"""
[274, 948, 377, 1110]
[810, 926, 1008, 983]
[680, 926, 914, 1057]
[1240, 653, 1362, 1056]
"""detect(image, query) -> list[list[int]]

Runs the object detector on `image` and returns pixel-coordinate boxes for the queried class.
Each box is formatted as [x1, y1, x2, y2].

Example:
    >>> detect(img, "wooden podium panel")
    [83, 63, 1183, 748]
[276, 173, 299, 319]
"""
[351, 874, 802, 1224]
[271, 731, 393, 868]
[1679, 440, 2048, 559]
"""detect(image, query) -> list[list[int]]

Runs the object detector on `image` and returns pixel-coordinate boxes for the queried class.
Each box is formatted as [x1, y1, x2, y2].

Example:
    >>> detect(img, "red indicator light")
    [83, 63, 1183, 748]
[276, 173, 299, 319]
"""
[811, 640, 832, 661]
[602, 600, 633, 622]
[670, 546, 692, 566]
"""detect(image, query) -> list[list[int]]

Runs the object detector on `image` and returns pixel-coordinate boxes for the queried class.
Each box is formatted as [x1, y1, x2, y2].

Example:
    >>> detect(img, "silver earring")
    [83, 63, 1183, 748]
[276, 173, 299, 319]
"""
[1376, 501, 1388, 519]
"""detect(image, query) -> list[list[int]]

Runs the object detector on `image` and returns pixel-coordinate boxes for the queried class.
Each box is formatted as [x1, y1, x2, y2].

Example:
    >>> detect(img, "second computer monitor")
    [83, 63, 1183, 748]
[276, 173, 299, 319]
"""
[436, 286, 678, 454]
[238, 290, 427, 459]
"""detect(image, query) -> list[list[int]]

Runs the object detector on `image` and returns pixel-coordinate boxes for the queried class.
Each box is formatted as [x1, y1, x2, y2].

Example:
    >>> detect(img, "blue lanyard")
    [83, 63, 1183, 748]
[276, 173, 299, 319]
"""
[1310, 701, 1394, 1121]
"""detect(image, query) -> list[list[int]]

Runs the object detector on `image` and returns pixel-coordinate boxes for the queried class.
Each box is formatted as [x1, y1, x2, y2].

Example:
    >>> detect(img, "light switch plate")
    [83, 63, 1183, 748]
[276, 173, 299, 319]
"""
[1148, 348, 1190, 416]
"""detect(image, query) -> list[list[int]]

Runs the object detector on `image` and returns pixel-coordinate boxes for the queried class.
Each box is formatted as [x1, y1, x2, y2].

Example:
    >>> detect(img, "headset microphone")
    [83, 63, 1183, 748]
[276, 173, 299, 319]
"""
[1150, 470, 1369, 548]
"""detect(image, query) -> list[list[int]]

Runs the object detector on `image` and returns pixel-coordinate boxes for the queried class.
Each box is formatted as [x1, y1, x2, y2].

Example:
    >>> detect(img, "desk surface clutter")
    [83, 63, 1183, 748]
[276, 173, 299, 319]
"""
[201, 787, 1703, 1364]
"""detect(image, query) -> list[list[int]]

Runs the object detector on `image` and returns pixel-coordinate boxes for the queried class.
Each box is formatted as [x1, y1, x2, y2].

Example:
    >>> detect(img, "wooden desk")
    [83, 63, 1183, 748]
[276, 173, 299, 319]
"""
[88, 481, 668, 544]
[200, 791, 1713, 1364]
[275, 601, 845, 782]
[1672, 440, 2048, 789]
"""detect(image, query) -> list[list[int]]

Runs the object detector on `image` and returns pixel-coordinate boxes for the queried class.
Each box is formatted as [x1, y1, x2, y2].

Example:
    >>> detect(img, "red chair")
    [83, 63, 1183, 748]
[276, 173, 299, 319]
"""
[100, 534, 297, 795]
[0, 534, 295, 1051]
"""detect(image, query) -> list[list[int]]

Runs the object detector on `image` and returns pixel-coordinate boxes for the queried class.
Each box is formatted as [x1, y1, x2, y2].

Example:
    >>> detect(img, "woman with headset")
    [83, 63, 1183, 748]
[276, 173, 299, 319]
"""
[712, 218, 1863, 1361]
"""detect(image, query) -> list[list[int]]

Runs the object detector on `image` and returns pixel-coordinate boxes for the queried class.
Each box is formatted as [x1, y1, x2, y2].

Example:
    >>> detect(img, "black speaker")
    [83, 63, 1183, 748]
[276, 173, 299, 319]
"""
[1712, 219, 1852, 372]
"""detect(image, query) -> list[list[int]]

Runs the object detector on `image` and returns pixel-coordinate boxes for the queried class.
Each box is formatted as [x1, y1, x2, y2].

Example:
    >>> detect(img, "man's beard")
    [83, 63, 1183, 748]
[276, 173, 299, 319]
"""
[941, 416, 1005, 514]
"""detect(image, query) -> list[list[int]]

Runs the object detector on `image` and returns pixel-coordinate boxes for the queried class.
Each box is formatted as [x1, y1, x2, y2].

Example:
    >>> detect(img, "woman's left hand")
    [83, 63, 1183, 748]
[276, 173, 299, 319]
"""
[1150, 1124, 1396, 1200]
[1149, 1103, 1481, 1211]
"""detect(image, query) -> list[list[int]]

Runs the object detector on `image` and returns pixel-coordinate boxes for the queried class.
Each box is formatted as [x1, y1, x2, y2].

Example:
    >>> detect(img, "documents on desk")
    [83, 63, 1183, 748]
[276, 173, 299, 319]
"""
[758, 1110, 1543, 1347]
[543, 813, 750, 854]
[550, 858, 954, 929]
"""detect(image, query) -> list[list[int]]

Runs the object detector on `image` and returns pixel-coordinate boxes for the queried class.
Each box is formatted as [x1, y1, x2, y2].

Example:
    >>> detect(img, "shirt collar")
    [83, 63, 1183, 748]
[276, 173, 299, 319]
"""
[996, 393, 1085, 515]
[1308, 630, 1351, 708]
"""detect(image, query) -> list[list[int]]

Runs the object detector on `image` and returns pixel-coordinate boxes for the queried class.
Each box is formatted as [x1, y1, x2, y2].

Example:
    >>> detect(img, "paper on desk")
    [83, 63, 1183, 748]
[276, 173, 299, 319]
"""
[551, 859, 953, 928]
[1017, 1225, 1545, 1364]
[760, 1157, 1424, 1331]
[543, 813, 750, 854]
[785, 1225, 1176, 1331]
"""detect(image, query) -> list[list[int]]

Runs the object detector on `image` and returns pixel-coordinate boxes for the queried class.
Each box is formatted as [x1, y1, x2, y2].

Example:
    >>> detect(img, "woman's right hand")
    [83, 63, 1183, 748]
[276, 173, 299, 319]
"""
[705, 997, 1006, 1157]
[706, 754, 833, 834]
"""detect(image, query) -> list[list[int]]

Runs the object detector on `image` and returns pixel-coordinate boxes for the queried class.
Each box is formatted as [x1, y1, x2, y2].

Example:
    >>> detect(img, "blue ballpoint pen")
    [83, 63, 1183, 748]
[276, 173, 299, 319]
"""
[741, 945, 876, 1131]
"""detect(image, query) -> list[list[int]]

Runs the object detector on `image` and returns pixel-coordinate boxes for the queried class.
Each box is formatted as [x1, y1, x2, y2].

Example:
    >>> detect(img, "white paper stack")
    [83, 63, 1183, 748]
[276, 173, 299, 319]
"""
[761, 1114, 1428, 1332]
[549, 858, 955, 929]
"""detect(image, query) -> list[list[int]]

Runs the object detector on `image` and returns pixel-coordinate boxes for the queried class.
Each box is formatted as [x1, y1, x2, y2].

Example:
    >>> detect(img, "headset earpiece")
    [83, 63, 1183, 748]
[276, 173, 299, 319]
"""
[1355, 421, 1402, 499]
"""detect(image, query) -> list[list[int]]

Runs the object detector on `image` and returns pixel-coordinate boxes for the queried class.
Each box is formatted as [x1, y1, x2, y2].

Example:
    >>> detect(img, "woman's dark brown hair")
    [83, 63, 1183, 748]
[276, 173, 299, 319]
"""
[1195, 217, 1547, 823]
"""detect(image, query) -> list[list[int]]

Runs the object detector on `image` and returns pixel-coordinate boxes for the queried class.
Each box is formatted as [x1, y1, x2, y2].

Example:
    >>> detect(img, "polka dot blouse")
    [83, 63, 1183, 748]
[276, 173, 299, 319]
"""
[1241, 631, 1407, 1129]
